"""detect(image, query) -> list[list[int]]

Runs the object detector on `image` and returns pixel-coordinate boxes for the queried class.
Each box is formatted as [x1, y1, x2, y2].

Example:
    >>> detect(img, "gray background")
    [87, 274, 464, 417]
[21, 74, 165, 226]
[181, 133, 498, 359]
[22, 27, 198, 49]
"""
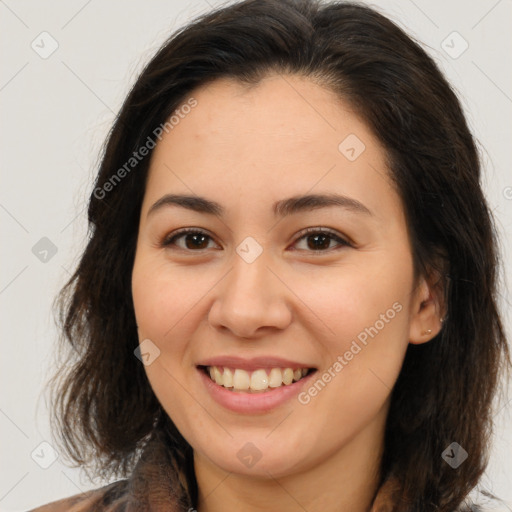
[1, 0, 511, 510]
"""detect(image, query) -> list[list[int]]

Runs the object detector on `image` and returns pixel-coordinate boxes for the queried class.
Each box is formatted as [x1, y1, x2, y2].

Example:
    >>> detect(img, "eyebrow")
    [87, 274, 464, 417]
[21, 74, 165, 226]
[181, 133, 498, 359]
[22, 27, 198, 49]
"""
[147, 193, 373, 218]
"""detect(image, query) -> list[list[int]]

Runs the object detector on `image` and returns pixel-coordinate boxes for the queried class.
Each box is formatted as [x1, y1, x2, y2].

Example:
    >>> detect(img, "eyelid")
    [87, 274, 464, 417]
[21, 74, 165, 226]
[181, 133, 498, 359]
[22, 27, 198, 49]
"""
[160, 226, 352, 252]
[293, 226, 352, 244]
[161, 227, 220, 250]
[290, 226, 353, 252]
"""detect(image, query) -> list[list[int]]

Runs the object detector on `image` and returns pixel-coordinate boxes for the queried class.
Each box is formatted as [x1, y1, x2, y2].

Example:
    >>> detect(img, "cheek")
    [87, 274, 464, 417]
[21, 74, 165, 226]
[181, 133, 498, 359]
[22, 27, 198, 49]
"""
[132, 257, 207, 342]
[132, 258, 206, 431]
[290, 254, 412, 402]
[291, 256, 411, 340]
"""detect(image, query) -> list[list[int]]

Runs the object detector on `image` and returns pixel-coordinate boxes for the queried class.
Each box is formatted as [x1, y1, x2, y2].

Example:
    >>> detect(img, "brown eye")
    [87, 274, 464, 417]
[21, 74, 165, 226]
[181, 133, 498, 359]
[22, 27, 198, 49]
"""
[160, 227, 350, 254]
[293, 228, 351, 253]
[162, 229, 218, 251]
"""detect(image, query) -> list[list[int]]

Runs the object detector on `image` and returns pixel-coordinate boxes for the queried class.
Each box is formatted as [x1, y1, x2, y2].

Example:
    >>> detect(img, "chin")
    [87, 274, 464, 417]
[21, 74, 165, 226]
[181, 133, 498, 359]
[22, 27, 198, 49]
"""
[193, 426, 327, 479]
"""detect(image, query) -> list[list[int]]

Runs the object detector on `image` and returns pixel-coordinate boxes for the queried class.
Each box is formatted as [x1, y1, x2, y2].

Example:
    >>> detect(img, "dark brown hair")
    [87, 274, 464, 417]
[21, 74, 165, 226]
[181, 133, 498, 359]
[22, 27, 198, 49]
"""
[47, 0, 510, 510]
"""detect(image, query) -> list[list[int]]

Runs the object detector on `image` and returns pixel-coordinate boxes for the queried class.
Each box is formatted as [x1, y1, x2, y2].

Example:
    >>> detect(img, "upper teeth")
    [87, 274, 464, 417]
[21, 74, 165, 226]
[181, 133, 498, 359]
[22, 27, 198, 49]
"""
[207, 366, 309, 392]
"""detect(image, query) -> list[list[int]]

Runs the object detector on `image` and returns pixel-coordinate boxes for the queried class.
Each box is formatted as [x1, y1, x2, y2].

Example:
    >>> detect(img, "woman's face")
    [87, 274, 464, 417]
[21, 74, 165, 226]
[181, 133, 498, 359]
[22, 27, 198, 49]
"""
[131, 74, 436, 479]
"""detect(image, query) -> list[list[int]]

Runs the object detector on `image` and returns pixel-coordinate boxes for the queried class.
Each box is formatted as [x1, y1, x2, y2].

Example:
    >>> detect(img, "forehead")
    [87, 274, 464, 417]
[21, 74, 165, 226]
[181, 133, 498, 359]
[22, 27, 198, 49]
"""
[144, 74, 398, 220]
[161, 74, 379, 161]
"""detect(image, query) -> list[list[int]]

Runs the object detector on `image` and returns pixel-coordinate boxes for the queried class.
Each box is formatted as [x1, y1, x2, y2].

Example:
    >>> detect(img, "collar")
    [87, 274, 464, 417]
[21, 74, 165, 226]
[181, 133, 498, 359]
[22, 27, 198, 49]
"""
[39, 423, 398, 511]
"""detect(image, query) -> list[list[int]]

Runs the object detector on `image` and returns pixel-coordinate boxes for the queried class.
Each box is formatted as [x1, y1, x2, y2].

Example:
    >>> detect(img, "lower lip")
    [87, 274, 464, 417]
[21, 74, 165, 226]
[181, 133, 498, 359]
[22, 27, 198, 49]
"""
[198, 367, 316, 414]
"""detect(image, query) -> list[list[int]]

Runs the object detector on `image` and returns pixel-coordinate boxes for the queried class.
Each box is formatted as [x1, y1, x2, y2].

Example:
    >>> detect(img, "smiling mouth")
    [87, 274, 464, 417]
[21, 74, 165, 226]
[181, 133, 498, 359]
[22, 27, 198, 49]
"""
[199, 365, 316, 393]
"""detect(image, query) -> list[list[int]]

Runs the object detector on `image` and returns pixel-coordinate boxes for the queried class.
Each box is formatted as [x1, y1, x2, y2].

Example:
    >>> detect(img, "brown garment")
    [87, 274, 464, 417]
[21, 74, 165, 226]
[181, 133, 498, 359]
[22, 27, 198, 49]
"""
[28, 425, 399, 512]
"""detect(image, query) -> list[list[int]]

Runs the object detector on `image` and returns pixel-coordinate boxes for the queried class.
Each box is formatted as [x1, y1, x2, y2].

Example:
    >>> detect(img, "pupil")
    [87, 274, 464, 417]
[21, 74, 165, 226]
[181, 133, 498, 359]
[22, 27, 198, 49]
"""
[308, 234, 329, 250]
[186, 234, 208, 249]
[183, 234, 331, 250]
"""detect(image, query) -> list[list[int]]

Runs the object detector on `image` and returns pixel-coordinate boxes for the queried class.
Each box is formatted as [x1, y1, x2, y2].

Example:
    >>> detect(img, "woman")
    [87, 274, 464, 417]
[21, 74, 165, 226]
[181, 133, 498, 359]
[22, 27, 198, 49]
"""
[32, 0, 510, 510]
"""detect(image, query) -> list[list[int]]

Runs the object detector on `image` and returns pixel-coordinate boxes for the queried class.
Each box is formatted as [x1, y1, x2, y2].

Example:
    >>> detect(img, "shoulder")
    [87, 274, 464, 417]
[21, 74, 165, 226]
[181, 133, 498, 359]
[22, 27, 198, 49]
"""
[27, 480, 130, 512]
[460, 487, 512, 512]
[27, 493, 98, 512]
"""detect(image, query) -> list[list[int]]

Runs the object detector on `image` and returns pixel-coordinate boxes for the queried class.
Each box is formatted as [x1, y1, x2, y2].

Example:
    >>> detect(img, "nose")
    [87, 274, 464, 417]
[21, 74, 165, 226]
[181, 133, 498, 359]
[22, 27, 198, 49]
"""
[207, 250, 292, 339]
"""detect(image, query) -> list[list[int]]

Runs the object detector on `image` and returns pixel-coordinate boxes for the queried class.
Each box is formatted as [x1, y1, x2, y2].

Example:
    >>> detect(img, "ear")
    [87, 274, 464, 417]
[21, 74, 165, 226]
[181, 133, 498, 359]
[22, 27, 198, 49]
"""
[409, 271, 446, 344]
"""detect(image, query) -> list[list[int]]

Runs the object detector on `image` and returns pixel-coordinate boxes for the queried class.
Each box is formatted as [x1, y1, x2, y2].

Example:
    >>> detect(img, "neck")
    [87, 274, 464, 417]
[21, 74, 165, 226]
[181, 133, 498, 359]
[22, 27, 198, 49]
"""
[194, 406, 387, 512]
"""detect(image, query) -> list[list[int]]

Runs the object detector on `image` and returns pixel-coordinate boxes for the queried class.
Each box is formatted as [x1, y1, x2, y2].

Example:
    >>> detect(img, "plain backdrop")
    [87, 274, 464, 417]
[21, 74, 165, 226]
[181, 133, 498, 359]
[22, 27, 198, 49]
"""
[1, 0, 511, 510]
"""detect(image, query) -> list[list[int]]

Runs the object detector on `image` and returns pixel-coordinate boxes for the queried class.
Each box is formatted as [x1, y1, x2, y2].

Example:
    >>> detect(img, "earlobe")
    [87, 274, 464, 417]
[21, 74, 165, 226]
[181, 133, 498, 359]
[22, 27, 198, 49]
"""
[409, 275, 445, 344]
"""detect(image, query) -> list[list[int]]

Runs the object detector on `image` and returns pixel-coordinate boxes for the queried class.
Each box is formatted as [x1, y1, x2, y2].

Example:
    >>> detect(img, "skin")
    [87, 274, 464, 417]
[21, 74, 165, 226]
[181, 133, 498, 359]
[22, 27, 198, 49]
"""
[131, 74, 443, 512]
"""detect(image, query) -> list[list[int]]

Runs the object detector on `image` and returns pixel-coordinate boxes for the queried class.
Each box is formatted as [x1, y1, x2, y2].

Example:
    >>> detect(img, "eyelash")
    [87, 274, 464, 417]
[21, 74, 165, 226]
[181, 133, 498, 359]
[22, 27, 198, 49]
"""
[160, 227, 352, 254]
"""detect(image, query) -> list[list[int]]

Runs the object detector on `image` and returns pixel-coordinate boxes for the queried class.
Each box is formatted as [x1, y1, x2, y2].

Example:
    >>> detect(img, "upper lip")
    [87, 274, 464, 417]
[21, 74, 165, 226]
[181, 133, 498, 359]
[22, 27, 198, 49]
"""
[196, 355, 315, 372]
